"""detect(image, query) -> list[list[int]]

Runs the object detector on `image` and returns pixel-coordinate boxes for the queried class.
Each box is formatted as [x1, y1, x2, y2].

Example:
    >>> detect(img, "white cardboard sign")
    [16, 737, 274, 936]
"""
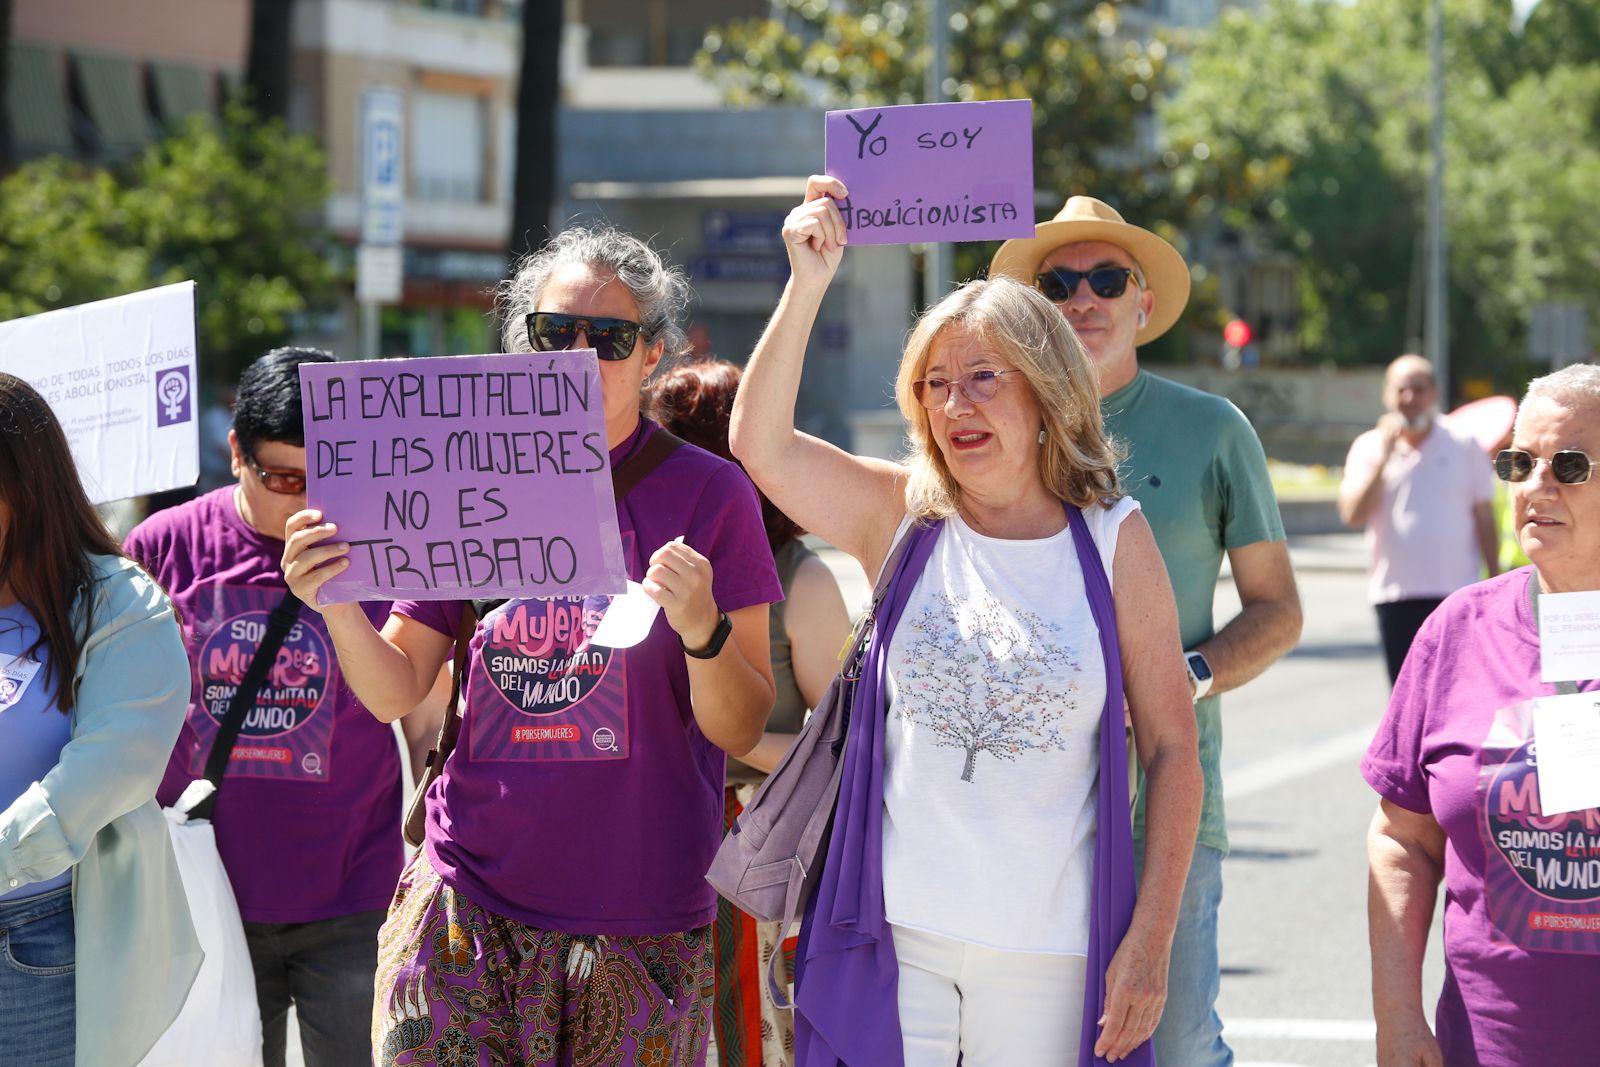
[1538, 588, 1600, 683]
[1532, 692, 1600, 817]
[0, 282, 200, 503]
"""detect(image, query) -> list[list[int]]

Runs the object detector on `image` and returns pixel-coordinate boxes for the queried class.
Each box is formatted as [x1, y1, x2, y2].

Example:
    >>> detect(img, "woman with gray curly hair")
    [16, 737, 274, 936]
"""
[282, 224, 782, 1066]
[730, 178, 1202, 1067]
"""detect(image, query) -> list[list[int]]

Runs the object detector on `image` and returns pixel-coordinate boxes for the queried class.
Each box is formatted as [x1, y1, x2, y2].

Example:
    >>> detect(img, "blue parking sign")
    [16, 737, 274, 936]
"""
[361, 87, 405, 246]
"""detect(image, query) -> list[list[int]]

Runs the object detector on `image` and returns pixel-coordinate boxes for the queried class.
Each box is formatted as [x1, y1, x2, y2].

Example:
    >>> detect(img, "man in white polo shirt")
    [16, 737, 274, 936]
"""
[1338, 353, 1499, 684]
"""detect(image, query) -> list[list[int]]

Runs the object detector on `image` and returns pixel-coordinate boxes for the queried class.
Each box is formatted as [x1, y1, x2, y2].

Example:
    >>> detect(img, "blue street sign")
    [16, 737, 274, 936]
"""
[361, 87, 405, 247]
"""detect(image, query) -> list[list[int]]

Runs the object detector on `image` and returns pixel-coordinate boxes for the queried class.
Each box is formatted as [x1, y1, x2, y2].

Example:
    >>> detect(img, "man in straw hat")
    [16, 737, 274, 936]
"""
[993, 197, 1303, 1067]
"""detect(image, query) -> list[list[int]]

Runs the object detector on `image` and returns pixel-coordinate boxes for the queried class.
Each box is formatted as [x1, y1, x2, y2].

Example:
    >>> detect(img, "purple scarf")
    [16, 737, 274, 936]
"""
[793, 506, 1154, 1067]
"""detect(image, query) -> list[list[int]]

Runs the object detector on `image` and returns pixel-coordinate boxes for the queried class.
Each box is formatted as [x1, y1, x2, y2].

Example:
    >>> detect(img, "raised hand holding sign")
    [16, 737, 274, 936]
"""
[823, 99, 1036, 245]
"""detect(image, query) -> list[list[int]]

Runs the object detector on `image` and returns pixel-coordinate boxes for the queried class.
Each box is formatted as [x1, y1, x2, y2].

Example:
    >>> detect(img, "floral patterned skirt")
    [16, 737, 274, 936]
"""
[373, 851, 713, 1067]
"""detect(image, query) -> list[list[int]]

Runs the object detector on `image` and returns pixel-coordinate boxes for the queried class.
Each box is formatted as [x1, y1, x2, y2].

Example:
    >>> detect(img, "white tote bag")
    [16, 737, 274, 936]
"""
[137, 780, 264, 1067]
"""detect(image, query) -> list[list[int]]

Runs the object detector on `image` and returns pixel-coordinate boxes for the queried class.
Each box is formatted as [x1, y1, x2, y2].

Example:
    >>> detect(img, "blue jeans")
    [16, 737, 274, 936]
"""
[1138, 842, 1232, 1067]
[0, 884, 75, 1066]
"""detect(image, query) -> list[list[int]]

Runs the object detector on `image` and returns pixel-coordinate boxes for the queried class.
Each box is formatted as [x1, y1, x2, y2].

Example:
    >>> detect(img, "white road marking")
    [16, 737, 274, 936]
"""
[1223, 725, 1379, 801]
[1225, 1017, 1377, 1041]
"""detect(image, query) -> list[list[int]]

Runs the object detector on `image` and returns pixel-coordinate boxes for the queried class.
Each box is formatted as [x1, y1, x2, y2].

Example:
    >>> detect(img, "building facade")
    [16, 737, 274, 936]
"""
[8, 0, 247, 164]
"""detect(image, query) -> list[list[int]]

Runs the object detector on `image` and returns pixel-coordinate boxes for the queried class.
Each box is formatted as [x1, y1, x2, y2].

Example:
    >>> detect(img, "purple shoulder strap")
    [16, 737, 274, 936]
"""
[1068, 505, 1155, 1067]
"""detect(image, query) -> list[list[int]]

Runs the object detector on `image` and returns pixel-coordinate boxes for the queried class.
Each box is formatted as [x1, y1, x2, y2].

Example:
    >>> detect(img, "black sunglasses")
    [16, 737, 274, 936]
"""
[247, 454, 307, 495]
[1035, 266, 1137, 302]
[525, 312, 645, 361]
[1494, 449, 1593, 485]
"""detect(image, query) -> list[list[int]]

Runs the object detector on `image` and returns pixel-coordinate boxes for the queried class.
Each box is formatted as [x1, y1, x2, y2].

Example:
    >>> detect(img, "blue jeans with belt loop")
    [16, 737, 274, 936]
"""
[1138, 842, 1233, 1067]
[0, 883, 76, 1066]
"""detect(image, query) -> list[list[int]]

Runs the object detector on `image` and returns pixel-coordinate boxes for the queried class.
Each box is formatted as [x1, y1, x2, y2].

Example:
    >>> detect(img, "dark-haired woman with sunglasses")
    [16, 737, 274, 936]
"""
[281, 224, 782, 1067]
[0, 373, 201, 1066]
[729, 177, 1202, 1067]
[1365, 362, 1600, 1067]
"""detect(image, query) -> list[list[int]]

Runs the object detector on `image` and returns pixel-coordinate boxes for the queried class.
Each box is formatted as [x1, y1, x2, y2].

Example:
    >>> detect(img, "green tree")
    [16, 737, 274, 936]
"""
[1161, 0, 1600, 387]
[0, 104, 336, 387]
[125, 103, 336, 383]
[0, 159, 149, 322]
[1159, 0, 1426, 366]
[697, 0, 1182, 282]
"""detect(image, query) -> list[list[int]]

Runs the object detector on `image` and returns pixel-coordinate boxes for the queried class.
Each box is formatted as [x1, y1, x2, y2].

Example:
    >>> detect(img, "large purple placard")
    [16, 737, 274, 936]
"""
[300, 353, 628, 603]
[824, 98, 1035, 246]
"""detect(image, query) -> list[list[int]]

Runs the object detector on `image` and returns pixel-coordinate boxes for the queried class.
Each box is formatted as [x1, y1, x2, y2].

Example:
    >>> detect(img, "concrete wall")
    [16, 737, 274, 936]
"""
[14, 0, 248, 67]
[1156, 365, 1386, 466]
[556, 108, 823, 185]
[295, 0, 520, 249]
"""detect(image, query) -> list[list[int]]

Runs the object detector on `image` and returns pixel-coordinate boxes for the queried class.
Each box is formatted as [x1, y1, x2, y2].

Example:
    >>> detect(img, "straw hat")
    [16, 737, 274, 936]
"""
[990, 196, 1192, 346]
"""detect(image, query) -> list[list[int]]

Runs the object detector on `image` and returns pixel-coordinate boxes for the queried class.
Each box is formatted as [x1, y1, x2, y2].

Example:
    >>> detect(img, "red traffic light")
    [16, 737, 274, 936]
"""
[1223, 318, 1253, 347]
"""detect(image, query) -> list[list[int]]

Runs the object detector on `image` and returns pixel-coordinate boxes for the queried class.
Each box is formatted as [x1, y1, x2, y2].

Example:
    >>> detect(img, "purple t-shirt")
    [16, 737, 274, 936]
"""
[1362, 567, 1600, 1066]
[128, 487, 402, 923]
[0, 602, 70, 902]
[395, 420, 782, 935]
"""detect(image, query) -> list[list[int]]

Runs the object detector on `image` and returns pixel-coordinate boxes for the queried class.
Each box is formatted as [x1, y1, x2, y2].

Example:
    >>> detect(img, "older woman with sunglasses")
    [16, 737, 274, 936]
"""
[730, 176, 1201, 1066]
[1364, 363, 1600, 1067]
[281, 225, 782, 1067]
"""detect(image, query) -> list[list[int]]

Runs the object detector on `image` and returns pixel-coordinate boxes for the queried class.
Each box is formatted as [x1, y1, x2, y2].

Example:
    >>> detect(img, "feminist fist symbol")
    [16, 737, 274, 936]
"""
[157, 370, 189, 420]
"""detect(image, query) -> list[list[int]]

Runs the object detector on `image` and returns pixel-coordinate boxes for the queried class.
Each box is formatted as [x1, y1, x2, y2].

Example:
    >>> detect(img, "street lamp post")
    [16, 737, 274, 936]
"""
[923, 0, 951, 308]
[1425, 0, 1448, 402]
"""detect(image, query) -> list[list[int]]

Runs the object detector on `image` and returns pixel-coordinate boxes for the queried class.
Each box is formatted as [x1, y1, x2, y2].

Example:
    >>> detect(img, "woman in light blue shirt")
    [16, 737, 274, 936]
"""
[0, 373, 200, 1066]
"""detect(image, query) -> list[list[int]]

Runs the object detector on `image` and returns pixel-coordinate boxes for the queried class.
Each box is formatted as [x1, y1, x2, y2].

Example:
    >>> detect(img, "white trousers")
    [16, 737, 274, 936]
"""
[892, 923, 1087, 1067]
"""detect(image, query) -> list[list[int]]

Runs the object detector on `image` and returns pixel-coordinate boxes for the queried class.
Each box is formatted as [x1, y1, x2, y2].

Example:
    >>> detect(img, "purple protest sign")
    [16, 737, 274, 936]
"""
[824, 98, 1035, 246]
[299, 352, 628, 604]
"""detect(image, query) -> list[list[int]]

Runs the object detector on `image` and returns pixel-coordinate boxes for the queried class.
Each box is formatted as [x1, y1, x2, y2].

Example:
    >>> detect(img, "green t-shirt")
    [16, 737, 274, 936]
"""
[1104, 370, 1285, 855]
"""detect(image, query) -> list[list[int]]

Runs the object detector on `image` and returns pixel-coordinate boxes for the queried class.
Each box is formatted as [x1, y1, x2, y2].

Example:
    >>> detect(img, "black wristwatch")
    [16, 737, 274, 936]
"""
[681, 611, 732, 660]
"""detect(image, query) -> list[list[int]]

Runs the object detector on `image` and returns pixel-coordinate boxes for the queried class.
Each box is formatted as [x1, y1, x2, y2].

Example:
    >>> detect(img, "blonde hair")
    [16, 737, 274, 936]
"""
[894, 277, 1123, 519]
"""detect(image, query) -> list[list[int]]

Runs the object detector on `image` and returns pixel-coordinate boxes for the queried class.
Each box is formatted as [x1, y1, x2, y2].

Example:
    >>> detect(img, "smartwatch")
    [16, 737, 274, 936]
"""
[1184, 650, 1214, 700]
[682, 611, 733, 660]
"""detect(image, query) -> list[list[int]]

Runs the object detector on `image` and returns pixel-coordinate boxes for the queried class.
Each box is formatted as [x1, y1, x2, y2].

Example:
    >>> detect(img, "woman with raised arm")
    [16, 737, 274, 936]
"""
[280, 226, 782, 1067]
[1364, 364, 1600, 1067]
[728, 177, 1203, 1067]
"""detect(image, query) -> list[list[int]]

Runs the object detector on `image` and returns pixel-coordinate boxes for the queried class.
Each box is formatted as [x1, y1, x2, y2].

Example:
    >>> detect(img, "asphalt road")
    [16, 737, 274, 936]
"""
[290, 531, 1443, 1067]
[1207, 534, 1446, 1067]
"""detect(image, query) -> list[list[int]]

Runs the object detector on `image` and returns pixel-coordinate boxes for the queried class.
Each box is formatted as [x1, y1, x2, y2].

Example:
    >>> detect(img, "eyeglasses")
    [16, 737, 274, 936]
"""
[911, 369, 1024, 409]
[525, 312, 645, 361]
[1034, 266, 1137, 302]
[1494, 449, 1593, 485]
[246, 454, 307, 495]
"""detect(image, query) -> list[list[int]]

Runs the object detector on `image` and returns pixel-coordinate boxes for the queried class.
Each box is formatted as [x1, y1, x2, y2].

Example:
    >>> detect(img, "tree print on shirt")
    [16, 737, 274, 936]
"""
[897, 590, 1080, 782]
